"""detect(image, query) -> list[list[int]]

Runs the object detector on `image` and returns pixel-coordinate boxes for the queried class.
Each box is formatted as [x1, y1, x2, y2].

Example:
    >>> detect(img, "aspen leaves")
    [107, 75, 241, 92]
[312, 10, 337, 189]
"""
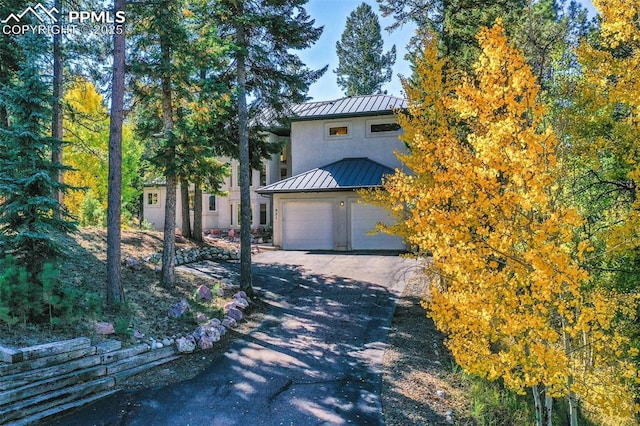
[366, 21, 639, 419]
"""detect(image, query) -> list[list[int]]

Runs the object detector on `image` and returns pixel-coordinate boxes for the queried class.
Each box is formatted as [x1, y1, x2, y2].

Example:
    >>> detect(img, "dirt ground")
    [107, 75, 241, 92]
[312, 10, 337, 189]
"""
[381, 270, 474, 425]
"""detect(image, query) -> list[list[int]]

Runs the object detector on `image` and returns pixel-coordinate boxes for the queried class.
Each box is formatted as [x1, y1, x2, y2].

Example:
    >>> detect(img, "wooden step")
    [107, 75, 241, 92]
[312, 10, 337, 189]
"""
[0, 347, 97, 376]
[0, 356, 102, 391]
[107, 346, 177, 375]
[0, 365, 107, 407]
[6, 389, 120, 426]
[113, 355, 181, 383]
[0, 377, 115, 423]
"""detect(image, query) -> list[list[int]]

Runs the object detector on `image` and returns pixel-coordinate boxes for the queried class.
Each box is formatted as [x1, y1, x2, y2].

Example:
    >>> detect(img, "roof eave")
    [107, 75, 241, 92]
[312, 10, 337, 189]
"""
[289, 110, 399, 122]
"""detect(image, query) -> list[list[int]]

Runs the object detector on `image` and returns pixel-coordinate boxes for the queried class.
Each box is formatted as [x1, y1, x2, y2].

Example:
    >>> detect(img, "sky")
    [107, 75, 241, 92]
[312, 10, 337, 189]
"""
[299, 0, 597, 102]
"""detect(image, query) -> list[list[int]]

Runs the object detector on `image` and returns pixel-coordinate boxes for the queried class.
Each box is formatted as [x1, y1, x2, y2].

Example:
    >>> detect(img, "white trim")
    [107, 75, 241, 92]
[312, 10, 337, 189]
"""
[366, 117, 401, 138]
[324, 121, 352, 140]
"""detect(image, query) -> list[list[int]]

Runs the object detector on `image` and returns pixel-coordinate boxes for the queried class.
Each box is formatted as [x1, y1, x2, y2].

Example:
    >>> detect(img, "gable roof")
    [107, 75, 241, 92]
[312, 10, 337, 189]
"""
[257, 157, 393, 194]
[289, 94, 406, 121]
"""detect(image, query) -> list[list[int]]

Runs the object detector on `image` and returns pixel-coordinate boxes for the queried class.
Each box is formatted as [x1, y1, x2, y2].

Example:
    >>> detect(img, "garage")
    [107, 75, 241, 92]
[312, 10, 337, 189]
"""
[350, 203, 405, 250]
[283, 201, 334, 250]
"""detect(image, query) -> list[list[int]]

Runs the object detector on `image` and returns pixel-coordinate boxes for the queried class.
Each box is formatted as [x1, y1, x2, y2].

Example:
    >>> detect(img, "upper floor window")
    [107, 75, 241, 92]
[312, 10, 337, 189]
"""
[366, 118, 402, 137]
[208, 195, 216, 211]
[325, 122, 351, 140]
[147, 192, 159, 206]
[260, 165, 267, 186]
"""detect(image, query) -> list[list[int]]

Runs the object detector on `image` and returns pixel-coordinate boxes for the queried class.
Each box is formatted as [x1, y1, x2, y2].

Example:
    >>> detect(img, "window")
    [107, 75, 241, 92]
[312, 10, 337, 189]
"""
[208, 195, 216, 211]
[259, 203, 268, 226]
[329, 126, 348, 136]
[147, 192, 159, 206]
[325, 122, 351, 140]
[230, 204, 233, 226]
[366, 118, 402, 137]
[259, 165, 267, 186]
[371, 122, 401, 133]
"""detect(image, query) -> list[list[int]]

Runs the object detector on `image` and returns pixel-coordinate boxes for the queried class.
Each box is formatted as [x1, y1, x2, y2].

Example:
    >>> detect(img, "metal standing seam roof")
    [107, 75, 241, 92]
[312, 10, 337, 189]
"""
[289, 94, 406, 120]
[256, 158, 394, 193]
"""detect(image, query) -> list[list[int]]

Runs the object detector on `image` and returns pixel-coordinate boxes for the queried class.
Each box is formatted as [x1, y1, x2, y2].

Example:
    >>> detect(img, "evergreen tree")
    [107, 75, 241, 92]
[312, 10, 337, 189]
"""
[0, 35, 76, 320]
[211, 0, 325, 296]
[106, 0, 126, 307]
[335, 2, 396, 95]
[377, 0, 525, 71]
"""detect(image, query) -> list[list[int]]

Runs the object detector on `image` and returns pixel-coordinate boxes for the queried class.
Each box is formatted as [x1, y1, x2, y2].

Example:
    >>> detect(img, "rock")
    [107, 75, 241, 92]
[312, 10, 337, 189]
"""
[436, 389, 446, 398]
[197, 285, 213, 301]
[94, 322, 115, 335]
[233, 298, 249, 309]
[222, 316, 237, 328]
[134, 330, 145, 339]
[445, 410, 454, 424]
[175, 234, 188, 244]
[168, 299, 190, 318]
[216, 286, 225, 297]
[154, 265, 162, 273]
[233, 291, 247, 299]
[176, 335, 196, 353]
[226, 307, 243, 321]
[196, 312, 208, 323]
[198, 335, 214, 350]
[162, 338, 172, 346]
[123, 257, 142, 270]
[156, 342, 164, 349]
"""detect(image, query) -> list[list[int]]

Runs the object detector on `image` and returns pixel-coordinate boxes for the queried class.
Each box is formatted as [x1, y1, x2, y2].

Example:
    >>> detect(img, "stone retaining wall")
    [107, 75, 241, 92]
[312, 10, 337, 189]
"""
[174, 246, 240, 265]
[0, 338, 179, 425]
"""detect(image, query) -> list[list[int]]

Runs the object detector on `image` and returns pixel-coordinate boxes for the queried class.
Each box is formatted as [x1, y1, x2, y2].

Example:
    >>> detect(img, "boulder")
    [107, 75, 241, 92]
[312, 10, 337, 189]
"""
[198, 335, 214, 350]
[168, 299, 190, 318]
[123, 257, 142, 270]
[196, 285, 213, 301]
[222, 317, 237, 328]
[176, 335, 196, 353]
[94, 322, 115, 335]
[226, 307, 243, 321]
[233, 291, 247, 299]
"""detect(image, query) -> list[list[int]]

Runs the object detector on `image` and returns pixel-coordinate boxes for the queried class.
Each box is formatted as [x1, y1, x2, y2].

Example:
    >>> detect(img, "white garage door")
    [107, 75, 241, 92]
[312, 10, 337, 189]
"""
[283, 201, 334, 250]
[351, 203, 405, 250]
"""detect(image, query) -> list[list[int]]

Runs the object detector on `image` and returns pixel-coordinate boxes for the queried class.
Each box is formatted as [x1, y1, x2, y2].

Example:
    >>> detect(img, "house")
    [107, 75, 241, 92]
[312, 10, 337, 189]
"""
[143, 94, 407, 250]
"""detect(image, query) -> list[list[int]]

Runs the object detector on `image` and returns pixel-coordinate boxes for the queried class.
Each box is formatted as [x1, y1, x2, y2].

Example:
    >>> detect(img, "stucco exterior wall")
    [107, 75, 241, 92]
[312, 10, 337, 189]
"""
[143, 153, 280, 232]
[290, 114, 405, 175]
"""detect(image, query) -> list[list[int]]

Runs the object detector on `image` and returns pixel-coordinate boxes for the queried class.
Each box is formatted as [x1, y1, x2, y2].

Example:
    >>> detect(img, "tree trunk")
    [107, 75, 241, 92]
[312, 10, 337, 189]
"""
[193, 178, 203, 243]
[236, 9, 253, 297]
[532, 385, 543, 426]
[180, 179, 192, 238]
[51, 0, 64, 218]
[106, 0, 126, 307]
[545, 394, 553, 426]
[160, 34, 176, 288]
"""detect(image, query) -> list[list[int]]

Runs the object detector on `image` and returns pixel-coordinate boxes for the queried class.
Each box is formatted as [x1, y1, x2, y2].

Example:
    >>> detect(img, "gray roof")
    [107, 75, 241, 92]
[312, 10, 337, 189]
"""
[257, 158, 393, 194]
[289, 94, 406, 121]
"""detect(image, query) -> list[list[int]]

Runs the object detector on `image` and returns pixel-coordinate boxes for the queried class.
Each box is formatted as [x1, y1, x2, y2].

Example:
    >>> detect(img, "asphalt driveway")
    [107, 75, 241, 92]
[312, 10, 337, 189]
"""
[48, 251, 416, 425]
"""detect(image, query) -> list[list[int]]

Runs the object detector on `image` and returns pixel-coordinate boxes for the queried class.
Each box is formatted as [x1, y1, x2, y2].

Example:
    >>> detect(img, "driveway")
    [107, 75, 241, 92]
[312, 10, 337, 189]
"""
[49, 251, 416, 425]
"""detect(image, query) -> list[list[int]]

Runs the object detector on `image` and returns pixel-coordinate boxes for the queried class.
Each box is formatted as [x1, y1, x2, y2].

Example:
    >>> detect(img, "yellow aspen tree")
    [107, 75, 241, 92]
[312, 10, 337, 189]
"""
[573, 0, 640, 267]
[366, 23, 639, 424]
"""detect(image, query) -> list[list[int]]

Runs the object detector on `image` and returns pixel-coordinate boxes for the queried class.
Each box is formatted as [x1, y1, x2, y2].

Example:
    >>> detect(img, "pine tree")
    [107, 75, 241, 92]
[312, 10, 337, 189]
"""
[210, 0, 325, 296]
[335, 2, 396, 96]
[377, 0, 524, 71]
[106, 0, 126, 307]
[0, 35, 76, 320]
